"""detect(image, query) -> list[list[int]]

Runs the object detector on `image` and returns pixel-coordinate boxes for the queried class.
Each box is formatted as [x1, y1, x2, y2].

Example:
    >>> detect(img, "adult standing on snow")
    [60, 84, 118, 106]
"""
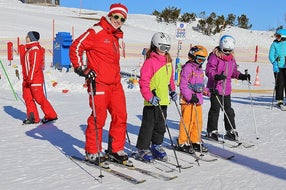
[206, 35, 250, 141]
[268, 29, 286, 107]
[20, 31, 58, 125]
[69, 3, 129, 165]
[135, 32, 177, 162]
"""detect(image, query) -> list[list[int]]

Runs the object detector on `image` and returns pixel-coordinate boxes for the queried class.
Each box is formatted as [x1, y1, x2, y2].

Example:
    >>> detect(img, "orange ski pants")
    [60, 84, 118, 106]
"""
[178, 104, 203, 144]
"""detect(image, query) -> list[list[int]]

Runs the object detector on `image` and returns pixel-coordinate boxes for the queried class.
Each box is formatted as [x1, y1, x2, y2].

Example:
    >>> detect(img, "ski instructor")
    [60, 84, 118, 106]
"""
[69, 3, 129, 165]
[20, 31, 58, 125]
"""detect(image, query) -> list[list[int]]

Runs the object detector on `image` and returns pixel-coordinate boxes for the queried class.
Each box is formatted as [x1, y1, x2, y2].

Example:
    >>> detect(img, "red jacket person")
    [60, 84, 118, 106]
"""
[69, 3, 129, 165]
[20, 31, 57, 125]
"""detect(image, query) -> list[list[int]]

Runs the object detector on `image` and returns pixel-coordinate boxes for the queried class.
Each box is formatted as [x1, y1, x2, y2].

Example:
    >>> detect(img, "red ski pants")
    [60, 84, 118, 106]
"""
[85, 82, 127, 154]
[22, 84, 57, 123]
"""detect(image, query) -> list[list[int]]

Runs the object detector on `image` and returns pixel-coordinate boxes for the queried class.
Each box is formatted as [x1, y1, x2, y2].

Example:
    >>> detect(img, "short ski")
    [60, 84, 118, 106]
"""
[129, 152, 176, 172]
[154, 157, 193, 170]
[107, 160, 177, 181]
[236, 138, 255, 148]
[202, 134, 254, 149]
[206, 150, 235, 160]
[70, 156, 146, 184]
[275, 104, 286, 111]
[202, 135, 241, 148]
[170, 145, 217, 162]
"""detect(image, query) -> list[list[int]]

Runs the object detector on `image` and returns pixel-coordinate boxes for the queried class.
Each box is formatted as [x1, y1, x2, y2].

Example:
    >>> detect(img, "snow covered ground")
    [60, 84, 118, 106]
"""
[0, 1, 286, 189]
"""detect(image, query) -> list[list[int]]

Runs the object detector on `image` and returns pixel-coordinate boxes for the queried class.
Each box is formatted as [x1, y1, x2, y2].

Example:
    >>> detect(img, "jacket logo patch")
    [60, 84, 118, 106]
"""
[104, 39, 110, 44]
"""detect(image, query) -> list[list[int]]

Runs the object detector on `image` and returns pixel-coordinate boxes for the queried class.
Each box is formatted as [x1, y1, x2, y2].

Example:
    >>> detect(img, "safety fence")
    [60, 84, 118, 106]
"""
[0, 37, 271, 64]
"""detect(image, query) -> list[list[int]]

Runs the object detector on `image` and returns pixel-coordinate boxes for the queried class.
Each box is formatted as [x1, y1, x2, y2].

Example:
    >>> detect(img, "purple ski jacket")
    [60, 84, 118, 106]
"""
[205, 47, 241, 96]
[180, 60, 209, 105]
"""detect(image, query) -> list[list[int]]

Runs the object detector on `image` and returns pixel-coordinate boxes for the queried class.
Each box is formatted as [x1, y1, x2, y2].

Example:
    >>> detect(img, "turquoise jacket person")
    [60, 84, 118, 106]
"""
[269, 29, 286, 73]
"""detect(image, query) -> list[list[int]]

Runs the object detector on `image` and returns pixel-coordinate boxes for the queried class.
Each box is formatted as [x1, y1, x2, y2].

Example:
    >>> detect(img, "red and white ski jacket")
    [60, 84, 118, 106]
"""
[69, 16, 124, 85]
[20, 42, 45, 86]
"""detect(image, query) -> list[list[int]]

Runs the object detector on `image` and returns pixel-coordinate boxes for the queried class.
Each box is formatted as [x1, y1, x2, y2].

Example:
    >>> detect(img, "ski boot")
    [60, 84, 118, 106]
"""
[85, 151, 107, 167]
[225, 129, 239, 141]
[192, 143, 208, 153]
[41, 117, 58, 124]
[136, 149, 154, 162]
[150, 144, 168, 161]
[207, 130, 219, 141]
[23, 112, 39, 125]
[106, 150, 133, 167]
[175, 139, 195, 154]
[22, 118, 38, 125]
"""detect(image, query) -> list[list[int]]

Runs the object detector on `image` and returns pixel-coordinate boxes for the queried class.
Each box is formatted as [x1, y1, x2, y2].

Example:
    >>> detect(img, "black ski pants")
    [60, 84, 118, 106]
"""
[274, 68, 286, 101]
[207, 94, 236, 133]
[136, 105, 167, 150]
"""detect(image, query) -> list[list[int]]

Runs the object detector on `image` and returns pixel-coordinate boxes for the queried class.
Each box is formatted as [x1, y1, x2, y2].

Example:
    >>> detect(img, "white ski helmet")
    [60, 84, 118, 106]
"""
[219, 35, 235, 53]
[151, 32, 171, 52]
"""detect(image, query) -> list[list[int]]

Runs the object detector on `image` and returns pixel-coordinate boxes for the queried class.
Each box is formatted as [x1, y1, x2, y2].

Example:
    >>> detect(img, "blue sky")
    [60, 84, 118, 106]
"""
[60, 0, 285, 31]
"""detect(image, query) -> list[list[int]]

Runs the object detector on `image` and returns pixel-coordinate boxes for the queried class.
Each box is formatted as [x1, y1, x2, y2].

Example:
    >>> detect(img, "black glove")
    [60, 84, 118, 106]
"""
[238, 73, 250, 81]
[169, 91, 178, 101]
[210, 88, 219, 95]
[214, 73, 226, 81]
[189, 94, 199, 104]
[75, 66, 96, 80]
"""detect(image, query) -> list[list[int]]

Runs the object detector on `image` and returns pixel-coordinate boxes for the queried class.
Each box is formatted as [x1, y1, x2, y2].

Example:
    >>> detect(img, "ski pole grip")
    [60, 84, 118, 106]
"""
[152, 89, 157, 96]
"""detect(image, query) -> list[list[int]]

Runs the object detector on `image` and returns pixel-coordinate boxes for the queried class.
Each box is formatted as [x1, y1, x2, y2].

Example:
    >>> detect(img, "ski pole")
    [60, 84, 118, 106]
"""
[193, 103, 204, 155]
[89, 77, 104, 179]
[0, 60, 18, 101]
[173, 100, 200, 165]
[125, 129, 137, 154]
[43, 73, 47, 98]
[152, 90, 181, 172]
[245, 69, 259, 139]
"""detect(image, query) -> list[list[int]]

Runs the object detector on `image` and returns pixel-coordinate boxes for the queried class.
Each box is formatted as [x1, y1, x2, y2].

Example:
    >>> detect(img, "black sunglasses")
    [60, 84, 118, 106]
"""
[112, 14, 126, 23]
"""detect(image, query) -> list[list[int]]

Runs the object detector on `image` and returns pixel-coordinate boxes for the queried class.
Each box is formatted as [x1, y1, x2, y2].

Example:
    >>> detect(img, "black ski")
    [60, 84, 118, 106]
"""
[70, 156, 146, 184]
[106, 160, 177, 181]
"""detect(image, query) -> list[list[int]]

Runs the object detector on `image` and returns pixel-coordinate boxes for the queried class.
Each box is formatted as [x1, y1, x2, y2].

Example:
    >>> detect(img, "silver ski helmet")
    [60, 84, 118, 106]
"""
[219, 35, 235, 54]
[151, 32, 171, 53]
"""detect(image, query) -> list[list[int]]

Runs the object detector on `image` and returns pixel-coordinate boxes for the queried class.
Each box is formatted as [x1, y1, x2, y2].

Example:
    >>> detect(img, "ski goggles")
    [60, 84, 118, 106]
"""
[195, 55, 206, 64]
[112, 14, 126, 23]
[158, 43, 171, 52]
[222, 49, 233, 54]
[275, 34, 281, 38]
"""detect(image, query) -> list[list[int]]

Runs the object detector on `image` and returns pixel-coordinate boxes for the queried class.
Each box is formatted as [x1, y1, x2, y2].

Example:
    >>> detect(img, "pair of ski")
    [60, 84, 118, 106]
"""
[163, 145, 234, 162]
[70, 156, 177, 185]
[130, 151, 194, 172]
[201, 134, 255, 149]
[275, 104, 286, 111]
[171, 144, 234, 162]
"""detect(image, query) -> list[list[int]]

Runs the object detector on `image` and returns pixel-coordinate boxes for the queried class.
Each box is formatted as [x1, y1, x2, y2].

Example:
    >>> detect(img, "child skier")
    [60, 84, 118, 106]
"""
[135, 32, 177, 162]
[176, 45, 209, 153]
[206, 35, 250, 141]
